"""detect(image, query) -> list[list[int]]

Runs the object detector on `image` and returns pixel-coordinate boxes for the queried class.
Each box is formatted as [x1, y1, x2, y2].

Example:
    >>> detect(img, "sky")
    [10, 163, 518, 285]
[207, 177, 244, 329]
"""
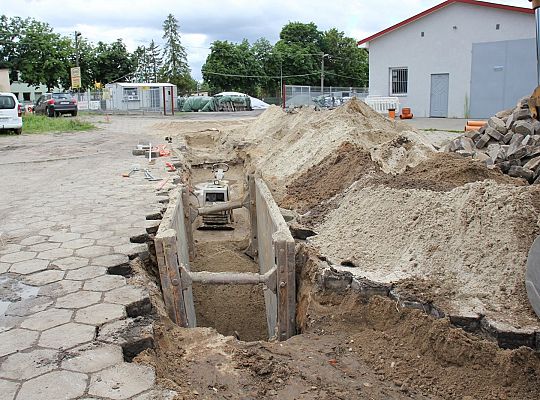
[1, 0, 529, 80]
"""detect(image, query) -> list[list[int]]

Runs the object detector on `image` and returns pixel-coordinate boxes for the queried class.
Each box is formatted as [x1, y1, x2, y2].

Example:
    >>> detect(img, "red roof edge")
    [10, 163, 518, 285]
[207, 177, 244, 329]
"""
[357, 0, 534, 46]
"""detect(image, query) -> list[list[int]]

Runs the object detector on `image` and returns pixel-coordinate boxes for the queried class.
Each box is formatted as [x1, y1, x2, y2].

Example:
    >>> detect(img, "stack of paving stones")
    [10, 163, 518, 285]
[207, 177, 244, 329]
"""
[445, 97, 540, 183]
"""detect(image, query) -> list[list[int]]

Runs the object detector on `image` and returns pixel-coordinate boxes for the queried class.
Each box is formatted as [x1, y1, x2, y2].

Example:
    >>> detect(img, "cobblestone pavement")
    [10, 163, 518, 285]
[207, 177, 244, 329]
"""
[0, 117, 176, 400]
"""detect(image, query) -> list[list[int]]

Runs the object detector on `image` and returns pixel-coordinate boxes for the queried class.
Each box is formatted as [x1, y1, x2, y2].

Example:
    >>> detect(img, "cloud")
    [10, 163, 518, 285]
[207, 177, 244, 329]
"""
[3, 0, 531, 80]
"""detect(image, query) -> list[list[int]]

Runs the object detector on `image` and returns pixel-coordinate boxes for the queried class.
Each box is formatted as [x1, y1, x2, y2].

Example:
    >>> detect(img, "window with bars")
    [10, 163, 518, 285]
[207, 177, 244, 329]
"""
[390, 67, 408, 95]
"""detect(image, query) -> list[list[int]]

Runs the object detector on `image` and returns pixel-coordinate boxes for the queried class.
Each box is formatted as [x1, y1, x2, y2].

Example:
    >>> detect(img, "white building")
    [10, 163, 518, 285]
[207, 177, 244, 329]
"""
[104, 82, 177, 114]
[359, 0, 536, 118]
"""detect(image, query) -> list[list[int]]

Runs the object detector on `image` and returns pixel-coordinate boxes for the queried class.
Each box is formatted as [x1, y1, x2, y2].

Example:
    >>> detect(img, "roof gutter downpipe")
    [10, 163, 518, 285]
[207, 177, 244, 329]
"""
[532, 0, 540, 85]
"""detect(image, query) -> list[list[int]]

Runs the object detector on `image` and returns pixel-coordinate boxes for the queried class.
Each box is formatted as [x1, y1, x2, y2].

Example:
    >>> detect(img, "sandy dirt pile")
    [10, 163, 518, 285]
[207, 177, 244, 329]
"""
[310, 180, 540, 327]
[279, 142, 379, 213]
[238, 100, 434, 197]
[280, 150, 523, 227]
[376, 152, 524, 192]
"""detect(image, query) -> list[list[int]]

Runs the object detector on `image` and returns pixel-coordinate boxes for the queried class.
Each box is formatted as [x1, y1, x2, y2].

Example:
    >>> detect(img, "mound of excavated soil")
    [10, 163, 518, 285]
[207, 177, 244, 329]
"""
[311, 180, 540, 328]
[376, 152, 525, 192]
[279, 142, 379, 213]
[236, 99, 434, 198]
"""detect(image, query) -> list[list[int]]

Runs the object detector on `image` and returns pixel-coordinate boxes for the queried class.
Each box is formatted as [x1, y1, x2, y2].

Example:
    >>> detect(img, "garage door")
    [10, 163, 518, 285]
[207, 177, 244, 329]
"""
[470, 39, 535, 119]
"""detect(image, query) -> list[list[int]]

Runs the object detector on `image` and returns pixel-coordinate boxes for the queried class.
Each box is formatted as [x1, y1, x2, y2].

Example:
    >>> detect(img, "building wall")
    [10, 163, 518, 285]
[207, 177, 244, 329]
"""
[0, 69, 9, 92]
[10, 81, 58, 105]
[367, 3, 535, 118]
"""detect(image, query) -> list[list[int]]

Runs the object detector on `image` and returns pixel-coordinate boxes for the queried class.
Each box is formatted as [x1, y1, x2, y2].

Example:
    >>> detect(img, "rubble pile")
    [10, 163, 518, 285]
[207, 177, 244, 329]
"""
[446, 98, 540, 183]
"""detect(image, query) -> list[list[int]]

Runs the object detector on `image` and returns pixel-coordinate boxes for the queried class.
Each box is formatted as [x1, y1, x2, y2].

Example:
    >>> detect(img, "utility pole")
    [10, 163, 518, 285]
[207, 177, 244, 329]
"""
[74, 31, 81, 67]
[321, 53, 329, 96]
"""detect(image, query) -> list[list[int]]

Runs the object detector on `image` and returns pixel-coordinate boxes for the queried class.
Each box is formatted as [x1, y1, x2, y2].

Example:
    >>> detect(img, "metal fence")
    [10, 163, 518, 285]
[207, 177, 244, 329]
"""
[284, 85, 369, 108]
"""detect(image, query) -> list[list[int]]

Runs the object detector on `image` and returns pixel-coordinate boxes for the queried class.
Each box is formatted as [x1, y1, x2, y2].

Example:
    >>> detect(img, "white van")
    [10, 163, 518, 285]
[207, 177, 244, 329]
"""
[0, 93, 23, 135]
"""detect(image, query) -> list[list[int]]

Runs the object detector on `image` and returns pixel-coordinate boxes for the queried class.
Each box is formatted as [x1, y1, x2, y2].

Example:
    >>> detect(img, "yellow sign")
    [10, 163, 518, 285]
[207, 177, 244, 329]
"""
[142, 86, 150, 91]
[71, 67, 81, 89]
[102, 88, 111, 100]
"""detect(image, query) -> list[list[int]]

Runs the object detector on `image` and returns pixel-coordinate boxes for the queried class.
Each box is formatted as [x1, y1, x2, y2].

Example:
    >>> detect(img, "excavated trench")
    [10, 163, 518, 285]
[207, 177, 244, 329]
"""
[135, 126, 540, 399]
[189, 165, 268, 340]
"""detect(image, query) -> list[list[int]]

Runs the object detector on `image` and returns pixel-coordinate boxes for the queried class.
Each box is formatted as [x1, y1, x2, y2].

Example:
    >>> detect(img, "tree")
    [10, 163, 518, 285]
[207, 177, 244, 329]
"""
[160, 14, 192, 92]
[321, 28, 368, 87]
[94, 39, 134, 84]
[17, 19, 71, 90]
[202, 39, 261, 95]
[0, 16, 27, 78]
[133, 45, 151, 82]
[146, 40, 162, 83]
[252, 38, 281, 97]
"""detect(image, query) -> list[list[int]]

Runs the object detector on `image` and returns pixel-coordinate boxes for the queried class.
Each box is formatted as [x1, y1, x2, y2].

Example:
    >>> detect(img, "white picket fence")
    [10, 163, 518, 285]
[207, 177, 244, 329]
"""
[363, 96, 400, 114]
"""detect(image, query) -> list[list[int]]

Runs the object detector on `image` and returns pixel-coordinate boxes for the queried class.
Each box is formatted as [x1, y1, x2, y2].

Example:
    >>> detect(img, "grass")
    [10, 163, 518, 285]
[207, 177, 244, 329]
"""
[19, 114, 96, 134]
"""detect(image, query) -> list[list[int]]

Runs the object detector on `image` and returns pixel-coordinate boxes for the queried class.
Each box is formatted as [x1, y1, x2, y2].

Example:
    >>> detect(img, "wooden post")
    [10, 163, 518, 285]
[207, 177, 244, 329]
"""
[162, 86, 167, 116]
[246, 175, 258, 261]
[154, 233, 188, 326]
[276, 239, 296, 340]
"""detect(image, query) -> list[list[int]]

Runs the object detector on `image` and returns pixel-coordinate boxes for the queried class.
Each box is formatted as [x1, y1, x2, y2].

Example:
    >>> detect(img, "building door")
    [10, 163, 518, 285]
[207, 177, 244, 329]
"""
[430, 73, 449, 118]
[469, 39, 535, 119]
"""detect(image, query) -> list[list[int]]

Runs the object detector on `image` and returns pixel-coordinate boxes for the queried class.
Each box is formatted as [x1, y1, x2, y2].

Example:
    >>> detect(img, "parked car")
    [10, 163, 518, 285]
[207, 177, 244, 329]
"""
[34, 93, 78, 117]
[0, 92, 23, 135]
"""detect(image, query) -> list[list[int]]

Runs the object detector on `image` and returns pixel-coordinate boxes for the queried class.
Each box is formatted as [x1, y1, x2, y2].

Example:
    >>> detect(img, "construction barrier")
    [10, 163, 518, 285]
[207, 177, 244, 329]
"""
[364, 96, 401, 114]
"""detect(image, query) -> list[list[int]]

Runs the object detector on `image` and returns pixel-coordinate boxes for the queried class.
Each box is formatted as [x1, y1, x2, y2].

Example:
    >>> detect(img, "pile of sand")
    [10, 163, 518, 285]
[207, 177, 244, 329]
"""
[310, 180, 540, 327]
[279, 142, 379, 213]
[238, 100, 434, 196]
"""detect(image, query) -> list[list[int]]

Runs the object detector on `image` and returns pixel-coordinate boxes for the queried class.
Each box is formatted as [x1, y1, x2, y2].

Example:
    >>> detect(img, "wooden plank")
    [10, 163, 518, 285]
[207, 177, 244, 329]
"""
[154, 235, 178, 323]
[162, 234, 189, 327]
[181, 186, 195, 261]
[246, 175, 258, 262]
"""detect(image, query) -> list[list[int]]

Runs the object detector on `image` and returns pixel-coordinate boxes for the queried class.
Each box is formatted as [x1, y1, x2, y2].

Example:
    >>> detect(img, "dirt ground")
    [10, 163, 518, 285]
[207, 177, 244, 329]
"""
[137, 111, 540, 400]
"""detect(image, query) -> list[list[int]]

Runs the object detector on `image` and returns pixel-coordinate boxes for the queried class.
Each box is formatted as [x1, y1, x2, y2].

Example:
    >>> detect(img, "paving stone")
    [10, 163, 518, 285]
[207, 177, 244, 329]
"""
[61, 238, 96, 250]
[0, 348, 59, 380]
[16, 370, 88, 400]
[92, 254, 130, 269]
[114, 243, 148, 258]
[9, 259, 50, 275]
[75, 303, 126, 326]
[0, 329, 38, 357]
[49, 232, 81, 242]
[52, 256, 89, 270]
[37, 247, 74, 260]
[0, 251, 37, 264]
[62, 342, 123, 373]
[39, 279, 82, 297]
[27, 241, 61, 252]
[132, 389, 178, 400]
[84, 230, 114, 240]
[23, 270, 65, 286]
[6, 296, 53, 317]
[56, 290, 102, 309]
[19, 236, 47, 246]
[39, 322, 96, 349]
[0, 379, 19, 400]
[0, 244, 22, 255]
[88, 363, 155, 399]
[76, 245, 112, 258]
[104, 285, 148, 307]
[71, 225, 100, 234]
[83, 274, 126, 291]
[65, 266, 107, 281]
[20, 308, 73, 331]
[0, 262, 10, 274]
